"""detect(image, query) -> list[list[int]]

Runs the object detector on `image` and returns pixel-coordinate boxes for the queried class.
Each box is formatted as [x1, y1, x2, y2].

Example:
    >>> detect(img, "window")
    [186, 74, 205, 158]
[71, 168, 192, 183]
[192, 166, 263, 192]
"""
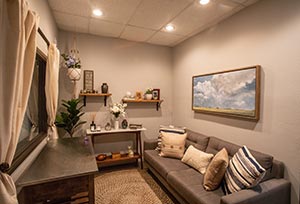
[8, 49, 48, 174]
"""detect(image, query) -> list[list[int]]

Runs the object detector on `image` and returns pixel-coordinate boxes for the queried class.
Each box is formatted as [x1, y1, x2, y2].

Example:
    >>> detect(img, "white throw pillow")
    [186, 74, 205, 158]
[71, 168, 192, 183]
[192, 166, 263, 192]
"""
[159, 131, 187, 159]
[156, 125, 186, 152]
[181, 145, 214, 174]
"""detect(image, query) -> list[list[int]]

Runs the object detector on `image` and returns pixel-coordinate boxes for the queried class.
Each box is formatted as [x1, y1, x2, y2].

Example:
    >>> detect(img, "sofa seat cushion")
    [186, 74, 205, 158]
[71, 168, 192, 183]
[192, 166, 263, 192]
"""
[144, 150, 190, 178]
[167, 169, 224, 204]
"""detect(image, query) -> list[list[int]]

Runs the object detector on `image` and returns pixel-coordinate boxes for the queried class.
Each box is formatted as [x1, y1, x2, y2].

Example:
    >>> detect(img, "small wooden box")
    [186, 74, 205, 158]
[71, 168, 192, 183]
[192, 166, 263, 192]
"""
[112, 152, 121, 159]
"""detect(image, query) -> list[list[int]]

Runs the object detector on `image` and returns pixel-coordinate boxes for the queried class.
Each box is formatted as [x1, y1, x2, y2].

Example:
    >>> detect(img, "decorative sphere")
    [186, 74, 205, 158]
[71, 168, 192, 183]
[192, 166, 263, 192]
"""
[126, 91, 131, 98]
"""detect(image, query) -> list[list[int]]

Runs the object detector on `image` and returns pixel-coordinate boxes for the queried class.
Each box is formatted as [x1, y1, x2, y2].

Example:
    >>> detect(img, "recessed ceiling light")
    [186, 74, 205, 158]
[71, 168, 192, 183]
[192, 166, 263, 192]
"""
[165, 24, 175, 32]
[199, 0, 210, 5]
[93, 9, 103, 17]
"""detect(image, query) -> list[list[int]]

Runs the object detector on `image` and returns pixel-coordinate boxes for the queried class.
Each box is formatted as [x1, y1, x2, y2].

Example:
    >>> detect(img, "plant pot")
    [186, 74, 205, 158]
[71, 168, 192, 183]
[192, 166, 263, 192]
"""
[114, 120, 119, 129]
[67, 68, 81, 81]
[145, 94, 152, 100]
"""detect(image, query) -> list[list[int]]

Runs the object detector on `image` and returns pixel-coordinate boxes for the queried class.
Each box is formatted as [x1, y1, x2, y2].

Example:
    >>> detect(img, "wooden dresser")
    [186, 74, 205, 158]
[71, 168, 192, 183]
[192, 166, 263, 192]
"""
[17, 137, 98, 204]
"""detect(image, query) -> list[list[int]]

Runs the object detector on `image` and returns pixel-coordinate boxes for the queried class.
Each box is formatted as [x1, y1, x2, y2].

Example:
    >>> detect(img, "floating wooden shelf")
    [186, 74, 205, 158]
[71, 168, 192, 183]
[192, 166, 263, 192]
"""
[122, 99, 163, 111]
[96, 153, 140, 165]
[79, 93, 112, 106]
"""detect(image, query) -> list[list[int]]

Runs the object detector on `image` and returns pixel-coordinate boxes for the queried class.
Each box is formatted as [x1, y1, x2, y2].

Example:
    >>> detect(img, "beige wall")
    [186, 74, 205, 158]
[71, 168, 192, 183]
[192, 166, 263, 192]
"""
[28, 0, 58, 55]
[58, 31, 173, 152]
[173, 0, 300, 203]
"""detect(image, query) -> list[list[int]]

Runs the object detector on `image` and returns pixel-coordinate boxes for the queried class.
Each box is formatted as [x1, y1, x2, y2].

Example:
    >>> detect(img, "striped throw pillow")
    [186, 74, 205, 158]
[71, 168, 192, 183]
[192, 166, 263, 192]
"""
[224, 146, 266, 194]
[156, 125, 186, 152]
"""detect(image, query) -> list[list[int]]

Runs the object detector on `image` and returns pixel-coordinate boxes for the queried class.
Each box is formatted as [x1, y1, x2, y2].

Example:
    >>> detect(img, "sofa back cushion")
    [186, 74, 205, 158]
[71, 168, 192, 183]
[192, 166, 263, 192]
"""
[186, 129, 210, 152]
[206, 137, 273, 171]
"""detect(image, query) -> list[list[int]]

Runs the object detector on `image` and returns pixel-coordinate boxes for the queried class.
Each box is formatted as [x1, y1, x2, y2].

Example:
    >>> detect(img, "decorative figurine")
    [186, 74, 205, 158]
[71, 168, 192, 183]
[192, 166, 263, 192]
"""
[128, 146, 134, 157]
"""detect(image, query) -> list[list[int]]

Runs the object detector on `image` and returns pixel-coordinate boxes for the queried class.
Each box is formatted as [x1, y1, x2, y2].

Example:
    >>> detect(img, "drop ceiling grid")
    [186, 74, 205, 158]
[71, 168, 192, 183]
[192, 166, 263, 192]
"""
[53, 11, 90, 34]
[47, 0, 260, 47]
[91, 0, 142, 24]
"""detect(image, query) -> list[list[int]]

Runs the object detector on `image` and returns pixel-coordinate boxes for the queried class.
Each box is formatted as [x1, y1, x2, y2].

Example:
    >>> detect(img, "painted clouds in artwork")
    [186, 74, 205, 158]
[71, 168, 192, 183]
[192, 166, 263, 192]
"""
[193, 68, 256, 110]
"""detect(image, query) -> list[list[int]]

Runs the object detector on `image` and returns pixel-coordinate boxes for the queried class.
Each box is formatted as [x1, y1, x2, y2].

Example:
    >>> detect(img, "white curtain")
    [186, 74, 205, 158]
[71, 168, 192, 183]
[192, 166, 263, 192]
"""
[0, 0, 39, 203]
[45, 43, 60, 139]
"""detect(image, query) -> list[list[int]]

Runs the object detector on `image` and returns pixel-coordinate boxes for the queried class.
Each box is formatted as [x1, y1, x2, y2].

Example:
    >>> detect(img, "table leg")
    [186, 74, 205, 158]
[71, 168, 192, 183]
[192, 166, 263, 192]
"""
[137, 131, 143, 169]
[91, 135, 95, 148]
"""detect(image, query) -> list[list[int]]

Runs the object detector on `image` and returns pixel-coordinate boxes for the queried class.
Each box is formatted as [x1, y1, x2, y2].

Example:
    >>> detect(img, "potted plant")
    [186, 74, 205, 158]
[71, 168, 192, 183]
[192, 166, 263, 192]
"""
[145, 88, 153, 100]
[61, 49, 81, 80]
[110, 103, 127, 129]
[55, 98, 86, 137]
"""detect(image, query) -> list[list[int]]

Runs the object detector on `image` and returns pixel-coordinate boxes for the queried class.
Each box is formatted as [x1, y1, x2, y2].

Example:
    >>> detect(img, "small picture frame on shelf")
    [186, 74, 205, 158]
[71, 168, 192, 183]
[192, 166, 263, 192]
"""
[152, 89, 160, 100]
[136, 91, 142, 100]
[84, 70, 94, 92]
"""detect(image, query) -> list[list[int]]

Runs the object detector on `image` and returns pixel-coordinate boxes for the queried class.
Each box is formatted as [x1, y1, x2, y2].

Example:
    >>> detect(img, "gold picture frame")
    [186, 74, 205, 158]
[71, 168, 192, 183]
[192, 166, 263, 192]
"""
[192, 65, 261, 121]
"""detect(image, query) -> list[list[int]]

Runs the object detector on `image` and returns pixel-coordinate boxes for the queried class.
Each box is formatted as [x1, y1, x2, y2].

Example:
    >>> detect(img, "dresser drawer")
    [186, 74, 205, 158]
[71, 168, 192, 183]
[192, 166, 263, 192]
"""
[18, 175, 94, 204]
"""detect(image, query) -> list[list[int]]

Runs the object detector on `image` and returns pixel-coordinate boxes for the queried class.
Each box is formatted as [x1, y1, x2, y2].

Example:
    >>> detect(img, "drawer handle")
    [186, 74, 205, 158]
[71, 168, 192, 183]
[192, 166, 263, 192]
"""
[70, 197, 89, 204]
[71, 192, 88, 199]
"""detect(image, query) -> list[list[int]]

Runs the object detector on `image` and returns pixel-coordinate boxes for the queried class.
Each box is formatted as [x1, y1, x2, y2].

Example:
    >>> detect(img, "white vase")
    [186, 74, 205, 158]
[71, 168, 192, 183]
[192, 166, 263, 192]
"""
[145, 94, 152, 100]
[114, 120, 119, 129]
[67, 68, 81, 81]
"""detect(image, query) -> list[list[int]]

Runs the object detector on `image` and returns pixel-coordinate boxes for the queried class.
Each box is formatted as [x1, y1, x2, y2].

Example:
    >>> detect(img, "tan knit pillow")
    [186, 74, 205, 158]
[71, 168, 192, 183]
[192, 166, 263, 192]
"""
[181, 145, 214, 174]
[203, 148, 229, 191]
[160, 131, 187, 159]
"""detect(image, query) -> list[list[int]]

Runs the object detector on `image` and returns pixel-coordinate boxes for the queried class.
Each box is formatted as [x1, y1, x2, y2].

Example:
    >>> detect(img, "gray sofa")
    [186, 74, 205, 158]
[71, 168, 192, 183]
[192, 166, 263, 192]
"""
[144, 129, 291, 204]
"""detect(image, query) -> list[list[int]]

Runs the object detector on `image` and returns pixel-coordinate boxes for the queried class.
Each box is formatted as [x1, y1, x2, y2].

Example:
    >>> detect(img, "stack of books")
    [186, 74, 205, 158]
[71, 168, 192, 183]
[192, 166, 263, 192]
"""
[129, 123, 143, 129]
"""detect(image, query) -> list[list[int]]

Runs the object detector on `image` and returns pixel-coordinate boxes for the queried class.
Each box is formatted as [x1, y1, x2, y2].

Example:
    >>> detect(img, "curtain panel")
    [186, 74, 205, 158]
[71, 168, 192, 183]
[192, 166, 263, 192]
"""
[46, 43, 60, 140]
[0, 0, 39, 203]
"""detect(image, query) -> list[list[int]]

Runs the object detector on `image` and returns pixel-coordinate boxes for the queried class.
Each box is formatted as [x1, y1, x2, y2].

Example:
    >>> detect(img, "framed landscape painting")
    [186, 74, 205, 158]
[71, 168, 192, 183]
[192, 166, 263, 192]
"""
[192, 65, 260, 121]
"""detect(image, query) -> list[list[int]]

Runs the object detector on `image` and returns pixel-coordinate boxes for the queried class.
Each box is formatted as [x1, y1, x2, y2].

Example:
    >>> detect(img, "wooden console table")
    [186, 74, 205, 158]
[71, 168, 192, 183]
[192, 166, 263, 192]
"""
[86, 128, 146, 169]
[17, 137, 98, 204]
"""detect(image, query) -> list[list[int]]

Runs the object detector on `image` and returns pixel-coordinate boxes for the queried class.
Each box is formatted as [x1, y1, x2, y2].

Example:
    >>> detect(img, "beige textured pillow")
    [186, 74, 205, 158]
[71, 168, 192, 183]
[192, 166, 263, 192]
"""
[160, 131, 187, 159]
[181, 145, 214, 174]
[203, 148, 229, 191]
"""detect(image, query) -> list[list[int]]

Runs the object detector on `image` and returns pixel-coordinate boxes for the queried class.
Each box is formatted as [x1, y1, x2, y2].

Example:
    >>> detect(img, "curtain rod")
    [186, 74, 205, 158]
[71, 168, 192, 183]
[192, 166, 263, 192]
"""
[38, 27, 50, 47]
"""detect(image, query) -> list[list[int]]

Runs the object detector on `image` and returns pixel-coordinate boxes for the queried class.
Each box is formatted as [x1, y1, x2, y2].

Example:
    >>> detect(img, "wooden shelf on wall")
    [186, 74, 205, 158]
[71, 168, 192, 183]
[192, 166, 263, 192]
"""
[79, 93, 112, 106]
[122, 99, 163, 111]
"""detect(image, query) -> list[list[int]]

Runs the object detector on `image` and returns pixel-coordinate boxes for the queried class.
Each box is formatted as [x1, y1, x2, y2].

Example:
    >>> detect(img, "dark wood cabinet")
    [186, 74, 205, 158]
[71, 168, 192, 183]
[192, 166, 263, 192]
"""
[17, 138, 98, 204]
[18, 175, 94, 204]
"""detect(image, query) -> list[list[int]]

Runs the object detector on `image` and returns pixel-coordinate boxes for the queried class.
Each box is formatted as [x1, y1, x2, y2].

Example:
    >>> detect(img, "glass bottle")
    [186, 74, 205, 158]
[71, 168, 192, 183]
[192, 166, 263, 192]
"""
[90, 121, 96, 131]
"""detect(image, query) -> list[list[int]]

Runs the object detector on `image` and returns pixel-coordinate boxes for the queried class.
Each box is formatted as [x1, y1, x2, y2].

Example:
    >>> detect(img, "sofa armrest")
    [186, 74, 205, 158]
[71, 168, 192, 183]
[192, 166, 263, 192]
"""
[220, 179, 290, 204]
[144, 138, 157, 150]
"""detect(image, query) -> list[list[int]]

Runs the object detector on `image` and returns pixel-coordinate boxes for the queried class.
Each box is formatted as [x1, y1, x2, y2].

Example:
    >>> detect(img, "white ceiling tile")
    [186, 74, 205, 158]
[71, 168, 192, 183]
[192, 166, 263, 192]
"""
[48, 0, 262, 46]
[186, 4, 243, 38]
[53, 11, 89, 33]
[169, 0, 238, 36]
[48, 0, 91, 17]
[90, 0, 142, 24]
[148, 32, 185, 46]
[129, 0, 193, 30]
[120, 26, 156, 42]
[89, 19, 124, 38]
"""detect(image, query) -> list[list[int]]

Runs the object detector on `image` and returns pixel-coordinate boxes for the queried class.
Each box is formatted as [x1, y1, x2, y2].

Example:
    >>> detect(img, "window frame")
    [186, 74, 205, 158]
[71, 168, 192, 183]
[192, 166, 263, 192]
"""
[8, 48, 48, 174]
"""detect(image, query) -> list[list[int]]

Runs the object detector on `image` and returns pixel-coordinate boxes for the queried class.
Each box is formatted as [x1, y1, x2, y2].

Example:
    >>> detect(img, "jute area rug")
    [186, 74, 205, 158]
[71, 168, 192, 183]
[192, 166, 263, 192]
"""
[95, 169, 175, 204]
